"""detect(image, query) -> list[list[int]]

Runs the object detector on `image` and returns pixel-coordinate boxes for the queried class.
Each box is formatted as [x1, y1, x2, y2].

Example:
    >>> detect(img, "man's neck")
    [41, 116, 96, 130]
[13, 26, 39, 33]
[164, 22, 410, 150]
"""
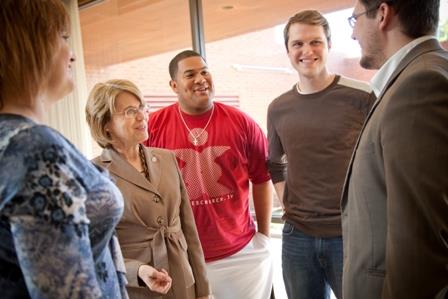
[382, 24, 416, 65]
[297, 72, 335, 94]
[179, 101, 214, 116]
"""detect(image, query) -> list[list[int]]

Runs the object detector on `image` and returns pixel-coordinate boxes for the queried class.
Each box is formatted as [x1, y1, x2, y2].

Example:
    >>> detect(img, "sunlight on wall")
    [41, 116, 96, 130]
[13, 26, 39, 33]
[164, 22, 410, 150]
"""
[326, 8, 361, 58]
[275, 2, 448, 59]
[441, 0, 448, 21]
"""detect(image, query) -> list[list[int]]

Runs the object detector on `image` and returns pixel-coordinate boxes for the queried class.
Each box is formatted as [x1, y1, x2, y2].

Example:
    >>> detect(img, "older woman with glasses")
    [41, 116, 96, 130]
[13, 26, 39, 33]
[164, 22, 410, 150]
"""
[86, 79, 211, 299]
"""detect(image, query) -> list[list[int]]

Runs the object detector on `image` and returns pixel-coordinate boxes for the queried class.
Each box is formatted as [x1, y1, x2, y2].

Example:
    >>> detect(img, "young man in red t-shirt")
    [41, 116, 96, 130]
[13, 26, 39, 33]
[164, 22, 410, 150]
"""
[145, 50, 273, 299]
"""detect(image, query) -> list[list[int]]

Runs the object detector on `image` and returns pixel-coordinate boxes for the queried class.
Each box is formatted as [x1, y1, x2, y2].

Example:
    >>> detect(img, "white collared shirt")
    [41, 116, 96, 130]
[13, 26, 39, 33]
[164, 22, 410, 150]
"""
[370, 35, 436, 97]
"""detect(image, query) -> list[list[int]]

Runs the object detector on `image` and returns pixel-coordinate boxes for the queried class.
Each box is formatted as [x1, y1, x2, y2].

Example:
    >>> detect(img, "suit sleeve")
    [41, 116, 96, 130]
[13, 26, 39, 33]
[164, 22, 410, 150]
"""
[172, 153, 211, 297]
[381, 69, 448, 298]
[123, 258, 145, 287]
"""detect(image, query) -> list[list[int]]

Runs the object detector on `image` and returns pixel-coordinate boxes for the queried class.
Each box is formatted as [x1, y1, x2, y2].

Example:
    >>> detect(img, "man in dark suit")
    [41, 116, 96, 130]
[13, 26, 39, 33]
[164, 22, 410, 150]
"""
[342, 1, 448, 298]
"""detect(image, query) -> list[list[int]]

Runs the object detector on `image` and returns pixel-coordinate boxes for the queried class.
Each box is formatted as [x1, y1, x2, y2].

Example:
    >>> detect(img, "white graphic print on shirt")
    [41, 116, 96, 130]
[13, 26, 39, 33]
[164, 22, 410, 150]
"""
[173, 146, 232, 202]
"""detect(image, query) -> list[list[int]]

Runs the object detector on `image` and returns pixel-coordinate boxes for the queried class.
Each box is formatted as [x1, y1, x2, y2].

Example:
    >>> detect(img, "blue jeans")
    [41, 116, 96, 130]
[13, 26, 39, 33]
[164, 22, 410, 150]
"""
[282, 222, 342, 299]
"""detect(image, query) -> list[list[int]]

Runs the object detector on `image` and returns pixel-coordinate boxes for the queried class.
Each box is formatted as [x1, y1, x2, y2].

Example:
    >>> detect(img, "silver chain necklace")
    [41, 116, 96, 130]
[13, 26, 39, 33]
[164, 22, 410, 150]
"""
[178, 104, 215, 146]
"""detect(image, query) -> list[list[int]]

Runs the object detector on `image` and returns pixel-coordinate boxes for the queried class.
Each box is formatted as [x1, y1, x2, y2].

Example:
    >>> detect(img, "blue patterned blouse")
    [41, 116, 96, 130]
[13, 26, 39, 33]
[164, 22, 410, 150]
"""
[0, 114, 129, 298]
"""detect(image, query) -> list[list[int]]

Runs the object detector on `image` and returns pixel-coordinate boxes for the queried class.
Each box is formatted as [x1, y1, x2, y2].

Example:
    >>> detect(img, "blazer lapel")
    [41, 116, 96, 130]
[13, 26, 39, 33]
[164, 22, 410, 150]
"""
[377, 39, 442, 101]
[341, 39, 443, 208]
[100, 148, 160, 195]
[142, 147, 162, 190]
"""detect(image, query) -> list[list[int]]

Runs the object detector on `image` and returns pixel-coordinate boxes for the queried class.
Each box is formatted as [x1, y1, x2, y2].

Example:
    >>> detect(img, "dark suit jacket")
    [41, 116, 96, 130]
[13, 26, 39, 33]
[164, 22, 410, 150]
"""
[93, 146, 210, 299]
[341, 39, 448, 299]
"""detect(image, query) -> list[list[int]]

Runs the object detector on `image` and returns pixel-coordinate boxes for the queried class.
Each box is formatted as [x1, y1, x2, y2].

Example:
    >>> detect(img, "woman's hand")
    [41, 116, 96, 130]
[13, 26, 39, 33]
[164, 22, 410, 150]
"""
[138, 265, 172, 294]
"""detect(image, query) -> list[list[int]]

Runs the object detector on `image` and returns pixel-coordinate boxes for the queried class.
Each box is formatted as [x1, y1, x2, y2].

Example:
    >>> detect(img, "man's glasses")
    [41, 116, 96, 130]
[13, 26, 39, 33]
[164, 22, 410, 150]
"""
[347, 2, 392, 28]
[348, 10, 370, 28]
[114, 104, 150, 118]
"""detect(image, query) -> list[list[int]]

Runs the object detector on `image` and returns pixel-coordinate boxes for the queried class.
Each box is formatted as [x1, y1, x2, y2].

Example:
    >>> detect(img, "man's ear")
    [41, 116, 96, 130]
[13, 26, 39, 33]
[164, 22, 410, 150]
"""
[328, 40, 332, 51]
[378, 2, 394, 31]
[169, 79, 178, 93]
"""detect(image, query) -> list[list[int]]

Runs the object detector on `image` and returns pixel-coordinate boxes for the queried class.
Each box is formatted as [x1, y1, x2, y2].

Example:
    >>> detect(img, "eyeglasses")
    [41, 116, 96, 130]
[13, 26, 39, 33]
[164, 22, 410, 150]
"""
[114, 104, 150, 118]
[347, 7, 375, 28]
[348, 11, 365, 28]
[347, 2, 392, 28]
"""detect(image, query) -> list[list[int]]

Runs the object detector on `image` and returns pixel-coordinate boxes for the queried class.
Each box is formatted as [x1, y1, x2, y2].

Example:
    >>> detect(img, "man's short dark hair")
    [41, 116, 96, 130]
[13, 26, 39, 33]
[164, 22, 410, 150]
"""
[283, 10, 331, 52]
[168, 50, 206, 80]
[360, 0, 439, 38]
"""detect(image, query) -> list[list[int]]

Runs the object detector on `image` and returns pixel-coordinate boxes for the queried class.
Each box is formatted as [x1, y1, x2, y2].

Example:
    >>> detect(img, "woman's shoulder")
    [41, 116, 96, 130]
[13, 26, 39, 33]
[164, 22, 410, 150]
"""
[1, 115, 97, 185]
[144, 146, 176, 159]
[143, 146, 180, 172]
[0, 120, 64, 168]
[0, 116, 68, 153]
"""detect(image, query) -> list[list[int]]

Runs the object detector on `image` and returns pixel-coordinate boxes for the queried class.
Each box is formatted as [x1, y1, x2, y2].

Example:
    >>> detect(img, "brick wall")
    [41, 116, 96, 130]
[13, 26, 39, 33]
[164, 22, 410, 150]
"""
[85, 26, 375, 137]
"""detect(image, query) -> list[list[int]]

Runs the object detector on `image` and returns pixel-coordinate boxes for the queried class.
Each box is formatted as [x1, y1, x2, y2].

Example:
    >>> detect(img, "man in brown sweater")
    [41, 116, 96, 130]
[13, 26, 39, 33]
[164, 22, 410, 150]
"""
[267, 10, 373, 299]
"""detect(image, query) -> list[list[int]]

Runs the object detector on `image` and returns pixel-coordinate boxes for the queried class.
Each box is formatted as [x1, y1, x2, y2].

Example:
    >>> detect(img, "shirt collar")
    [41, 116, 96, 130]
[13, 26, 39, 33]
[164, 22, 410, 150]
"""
[370, 35, 435, 97]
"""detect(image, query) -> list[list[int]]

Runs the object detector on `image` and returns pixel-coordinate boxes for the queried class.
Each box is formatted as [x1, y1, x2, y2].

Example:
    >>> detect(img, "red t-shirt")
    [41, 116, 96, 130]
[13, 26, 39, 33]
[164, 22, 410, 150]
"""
[145, 102, 270, 261]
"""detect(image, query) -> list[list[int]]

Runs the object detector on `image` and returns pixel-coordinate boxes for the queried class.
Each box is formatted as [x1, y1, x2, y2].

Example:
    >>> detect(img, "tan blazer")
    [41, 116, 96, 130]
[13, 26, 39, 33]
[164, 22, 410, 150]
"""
[341, 39, 448, 299]
[93, 147, 210, 299]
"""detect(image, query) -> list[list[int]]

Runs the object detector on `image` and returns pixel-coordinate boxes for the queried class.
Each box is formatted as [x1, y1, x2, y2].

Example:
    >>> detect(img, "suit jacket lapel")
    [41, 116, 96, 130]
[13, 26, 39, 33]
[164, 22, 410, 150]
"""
[340, 91, 377, 208]
[341, 39, 442, 208]
[376, 39, 442, 100]
[100, 147, 161, 196]
[142, 147, 162, 191]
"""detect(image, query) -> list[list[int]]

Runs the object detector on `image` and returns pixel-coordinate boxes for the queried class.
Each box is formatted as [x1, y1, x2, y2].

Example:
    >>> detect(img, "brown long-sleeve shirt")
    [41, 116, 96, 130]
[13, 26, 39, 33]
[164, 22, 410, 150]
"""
[267, 75, 374, 237]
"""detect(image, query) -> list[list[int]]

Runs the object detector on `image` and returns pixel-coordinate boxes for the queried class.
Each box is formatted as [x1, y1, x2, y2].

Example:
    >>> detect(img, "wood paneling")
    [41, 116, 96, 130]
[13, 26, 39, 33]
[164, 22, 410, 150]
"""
[80, 0, 353, 67]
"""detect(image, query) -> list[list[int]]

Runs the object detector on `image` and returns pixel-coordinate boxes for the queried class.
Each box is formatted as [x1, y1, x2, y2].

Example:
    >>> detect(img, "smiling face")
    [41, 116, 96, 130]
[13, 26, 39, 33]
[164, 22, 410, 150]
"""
[169, 56, 214, 115]
[287, 23, 330, 81]
[106, 91, 148, 148]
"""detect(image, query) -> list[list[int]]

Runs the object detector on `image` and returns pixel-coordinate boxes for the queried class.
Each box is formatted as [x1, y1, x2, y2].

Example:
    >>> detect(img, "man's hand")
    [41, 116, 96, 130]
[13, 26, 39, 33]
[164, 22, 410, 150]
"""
[138, 265, 172, 294]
